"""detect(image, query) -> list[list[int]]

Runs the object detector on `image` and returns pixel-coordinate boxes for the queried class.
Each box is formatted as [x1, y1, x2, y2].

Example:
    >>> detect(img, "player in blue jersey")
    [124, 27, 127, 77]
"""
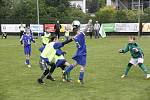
[37, 36, 72, 84]
[20, 29, 35, 68]
[63, 20, 87, 84]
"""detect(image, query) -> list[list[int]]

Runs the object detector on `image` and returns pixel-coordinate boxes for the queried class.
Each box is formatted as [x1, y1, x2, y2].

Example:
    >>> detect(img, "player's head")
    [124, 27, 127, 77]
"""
[50, 36, 58, 42]
[72, 20, 80, 33]
[128, 36, 136, 43]
[57, 20, 59, 23]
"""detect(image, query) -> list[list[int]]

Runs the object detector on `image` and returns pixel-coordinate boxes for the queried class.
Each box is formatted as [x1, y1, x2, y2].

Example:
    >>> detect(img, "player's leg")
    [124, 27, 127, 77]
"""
[138, 63, 148, 75]
[78, 65, 85, 84]
[137, 58, 150, 78]
[63, 62, 72, 82]
[121, 63, 133, 78]
[64, 63, 76, 74]
[46, 62, 56, 81]
[38, 58, 49, 84]
[24, 46, 31, 67]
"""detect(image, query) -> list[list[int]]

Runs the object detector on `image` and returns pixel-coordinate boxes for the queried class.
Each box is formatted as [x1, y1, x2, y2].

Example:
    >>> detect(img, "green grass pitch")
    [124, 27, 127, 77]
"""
[0, 36, 150, 100]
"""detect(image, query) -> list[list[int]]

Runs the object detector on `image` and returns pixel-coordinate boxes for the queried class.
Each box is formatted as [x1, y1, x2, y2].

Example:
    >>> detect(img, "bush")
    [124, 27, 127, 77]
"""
[96, 6, 116, 23]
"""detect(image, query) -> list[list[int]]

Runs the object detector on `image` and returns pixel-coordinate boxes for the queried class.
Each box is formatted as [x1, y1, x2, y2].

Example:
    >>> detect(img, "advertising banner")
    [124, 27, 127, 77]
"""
[99, 23, 115, 38]
[30, 24, 43, 33]
[44, 24, 55, 32]
[142, 23, 150, 32]
[1, 24, 26, 33]
[115, 23, 139, 32]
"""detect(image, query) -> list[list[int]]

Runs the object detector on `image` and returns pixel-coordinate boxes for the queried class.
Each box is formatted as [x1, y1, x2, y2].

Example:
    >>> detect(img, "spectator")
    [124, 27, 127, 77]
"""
[94, 21, 100, 39]
[54, 20, 61, 39]
[86, 19, 93, 39]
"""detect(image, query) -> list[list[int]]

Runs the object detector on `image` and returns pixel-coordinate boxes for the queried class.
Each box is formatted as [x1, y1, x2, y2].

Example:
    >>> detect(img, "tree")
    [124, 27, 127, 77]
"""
[96, 6, 116, 23]
[87, 0, 99, 13]
[0, 0, 14, 23]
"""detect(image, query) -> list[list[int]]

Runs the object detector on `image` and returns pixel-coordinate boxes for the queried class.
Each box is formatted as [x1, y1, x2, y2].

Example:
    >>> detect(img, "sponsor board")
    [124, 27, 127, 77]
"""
[1, 24, 26, 33]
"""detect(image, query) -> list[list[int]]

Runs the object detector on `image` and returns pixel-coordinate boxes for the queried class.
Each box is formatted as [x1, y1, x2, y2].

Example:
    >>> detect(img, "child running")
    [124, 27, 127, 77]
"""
[20, 29, 35, 68]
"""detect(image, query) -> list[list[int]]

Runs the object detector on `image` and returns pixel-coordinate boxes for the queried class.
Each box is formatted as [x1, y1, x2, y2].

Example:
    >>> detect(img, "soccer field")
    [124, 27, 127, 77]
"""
[0, 36, 150, 100]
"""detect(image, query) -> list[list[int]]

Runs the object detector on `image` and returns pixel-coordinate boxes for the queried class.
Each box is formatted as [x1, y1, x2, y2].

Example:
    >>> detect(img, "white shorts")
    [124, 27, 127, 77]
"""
[129, 58, 144, 66]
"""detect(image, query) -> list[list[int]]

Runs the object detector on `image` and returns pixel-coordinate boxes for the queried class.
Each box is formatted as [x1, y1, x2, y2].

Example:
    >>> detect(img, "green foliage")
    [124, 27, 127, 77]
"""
[141, 8, 150, 23]
[126, 10, 138, 23]
[96, 6, 116, 23]
[87, 0, 99, 13]
[65, 8, 89, 23]
[115, 10, 128, 22]
[11, 0, 37, 23]
[98, 0, 106, 8]
[0, 0, 13, 20]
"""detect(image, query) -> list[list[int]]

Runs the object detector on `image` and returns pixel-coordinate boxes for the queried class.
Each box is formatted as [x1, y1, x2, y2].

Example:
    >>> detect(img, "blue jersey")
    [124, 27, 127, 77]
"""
[72, 31, 87, 66]
[21, 33, 35, 47]
[73, 32, 87, 56]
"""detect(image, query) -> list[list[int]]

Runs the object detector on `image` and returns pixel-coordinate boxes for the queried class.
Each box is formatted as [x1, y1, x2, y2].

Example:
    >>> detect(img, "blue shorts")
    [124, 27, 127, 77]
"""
[56, 59, 66, 68]
[72, 55, 86, 66]
[24, 46, 31, 55]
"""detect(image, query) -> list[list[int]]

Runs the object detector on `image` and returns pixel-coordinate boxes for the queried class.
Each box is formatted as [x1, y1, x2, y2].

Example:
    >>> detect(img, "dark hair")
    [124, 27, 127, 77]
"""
[50, 36, 57, 42]
[129, 36, 136, 41]
[131, 36, 136, 40]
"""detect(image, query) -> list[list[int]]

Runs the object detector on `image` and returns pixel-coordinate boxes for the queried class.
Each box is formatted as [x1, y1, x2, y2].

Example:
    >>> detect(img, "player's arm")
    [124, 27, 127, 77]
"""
[119, 44, 129, 53]
[56, 49, 66, 56]
[39, 46, 45, 53]
[31, 36, 35, 43]
[61, 38, 73, 45]
[53, 39, 73, 49]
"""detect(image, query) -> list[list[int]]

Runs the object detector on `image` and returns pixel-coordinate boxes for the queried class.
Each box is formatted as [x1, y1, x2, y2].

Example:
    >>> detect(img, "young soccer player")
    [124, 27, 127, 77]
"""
[63, 20, 87, 84]
[37, 36, 72, 84]
[20, 30, 35, 68]
[119, 36, 150, 79]
[41, 30, 51, 46]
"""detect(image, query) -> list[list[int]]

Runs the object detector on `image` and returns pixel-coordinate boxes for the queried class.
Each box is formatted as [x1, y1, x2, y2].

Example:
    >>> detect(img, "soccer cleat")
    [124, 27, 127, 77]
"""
[27, 65, 31, 68]
[46, 76, 56, 81]
[37, 79, 45, 84]
[66, 78, 73, 82]
[146, 74, 150, 79]
[25, 62, 27, 65]
[121, 74, 127, 78]
[77, 80, 84, 84]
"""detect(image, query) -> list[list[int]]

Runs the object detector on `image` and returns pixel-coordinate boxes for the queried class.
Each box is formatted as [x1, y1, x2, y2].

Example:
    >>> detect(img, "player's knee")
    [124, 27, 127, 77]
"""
[49, 63, 56, 68]
[26, 55, 30, 59]
[138, 63, 143, 66]
[43, 69, 49, 75]
[128, 63, 133, 67]
[80, 66, 85, 72]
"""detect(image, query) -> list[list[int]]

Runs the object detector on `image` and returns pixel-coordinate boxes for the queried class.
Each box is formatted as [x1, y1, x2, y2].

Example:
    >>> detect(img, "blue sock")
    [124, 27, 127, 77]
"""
[65, 64, 74, 74]
[26, 59, 30, 65]
[79, 72, 84, 81]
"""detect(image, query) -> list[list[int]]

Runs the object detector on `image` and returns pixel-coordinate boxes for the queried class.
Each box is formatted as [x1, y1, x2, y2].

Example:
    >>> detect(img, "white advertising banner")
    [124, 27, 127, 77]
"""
[115, 23, 139, 32]
[30, 24, 43, 33]
[1, 24, 26, 32]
